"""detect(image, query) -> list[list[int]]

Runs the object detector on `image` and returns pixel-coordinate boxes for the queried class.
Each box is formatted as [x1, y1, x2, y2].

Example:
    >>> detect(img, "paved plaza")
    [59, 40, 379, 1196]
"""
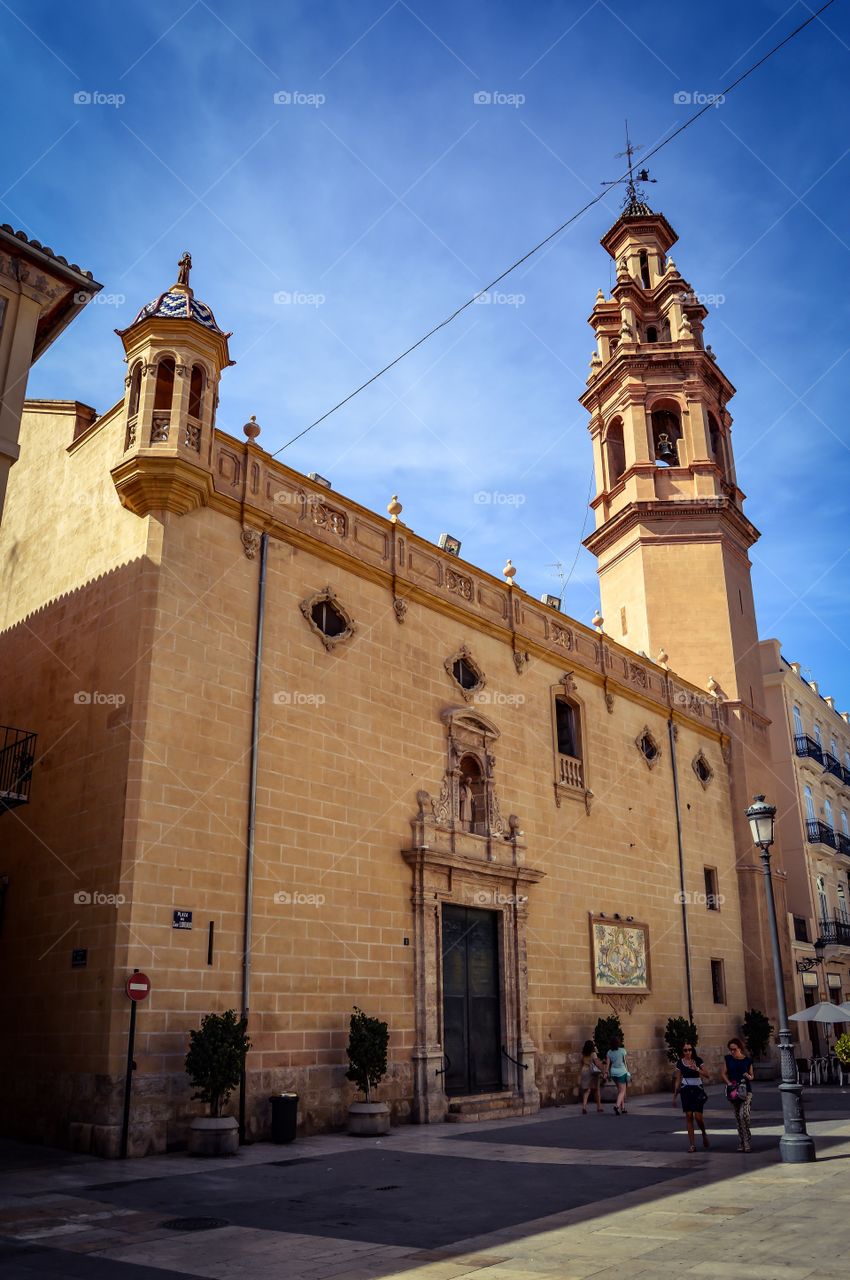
[1, 1086, 849, 1279]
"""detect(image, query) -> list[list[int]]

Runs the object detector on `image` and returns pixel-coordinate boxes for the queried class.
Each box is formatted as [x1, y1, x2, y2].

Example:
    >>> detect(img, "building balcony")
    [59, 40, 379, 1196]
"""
[0, 726, 37, 811]
[836, 831, 850, 858]
[820, 918, 850, 948]
[557, 753, 584, 790]
[806, 819, 837, 849]
[823, 752, 844, 781]
[795, 734, 824, 765]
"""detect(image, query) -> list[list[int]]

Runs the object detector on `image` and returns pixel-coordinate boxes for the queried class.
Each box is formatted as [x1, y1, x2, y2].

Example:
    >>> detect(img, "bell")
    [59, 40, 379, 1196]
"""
[656, 432, 676, 462]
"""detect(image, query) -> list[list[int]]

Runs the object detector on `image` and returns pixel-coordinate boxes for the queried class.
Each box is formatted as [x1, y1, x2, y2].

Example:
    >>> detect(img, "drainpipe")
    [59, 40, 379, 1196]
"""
[239, 530, 268, 1143]
[668, 716, 694, 1022]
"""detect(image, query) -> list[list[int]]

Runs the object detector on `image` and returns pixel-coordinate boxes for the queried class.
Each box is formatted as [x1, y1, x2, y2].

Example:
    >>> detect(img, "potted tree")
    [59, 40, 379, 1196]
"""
[664, 1016, 698, 1081]
[742, 1009, 776, 1080]
[185, 1009, 250, 1156]
[593, 1014, 623, 1103]
[346, 1006, 390, 1135]
[835, 1032, 850, 1073]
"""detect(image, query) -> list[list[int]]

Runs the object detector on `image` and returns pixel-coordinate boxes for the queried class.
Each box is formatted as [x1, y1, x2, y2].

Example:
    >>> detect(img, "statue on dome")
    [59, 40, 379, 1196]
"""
[176, 251, 192, 288]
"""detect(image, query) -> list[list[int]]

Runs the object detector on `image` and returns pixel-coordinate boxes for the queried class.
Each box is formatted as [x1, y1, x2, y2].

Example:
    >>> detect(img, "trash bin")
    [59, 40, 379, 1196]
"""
[269, 1092, 298, 1144]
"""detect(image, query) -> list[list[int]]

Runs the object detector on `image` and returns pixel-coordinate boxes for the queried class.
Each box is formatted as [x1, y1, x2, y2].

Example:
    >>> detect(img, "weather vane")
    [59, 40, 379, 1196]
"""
[602, 119, 657, 210]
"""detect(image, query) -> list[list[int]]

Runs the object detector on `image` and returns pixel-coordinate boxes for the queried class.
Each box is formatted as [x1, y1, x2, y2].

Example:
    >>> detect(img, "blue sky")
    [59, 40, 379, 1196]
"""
[5, 0, 850, 704]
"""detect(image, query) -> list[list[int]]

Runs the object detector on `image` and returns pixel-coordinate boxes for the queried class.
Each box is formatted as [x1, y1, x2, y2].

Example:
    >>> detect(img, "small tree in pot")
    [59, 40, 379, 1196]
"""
[742, 1008, 777, 1079]
[593, 1014, 624, 1102]
[664, 1016, 698, 1063]
[346, 1006, 390, 1135]
[185, 1009, 250, 1156]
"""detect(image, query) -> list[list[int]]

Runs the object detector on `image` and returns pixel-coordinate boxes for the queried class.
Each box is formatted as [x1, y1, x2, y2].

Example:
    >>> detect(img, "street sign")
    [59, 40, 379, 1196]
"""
[172, 909, 192, 930]
[125, 972, 151, 1001]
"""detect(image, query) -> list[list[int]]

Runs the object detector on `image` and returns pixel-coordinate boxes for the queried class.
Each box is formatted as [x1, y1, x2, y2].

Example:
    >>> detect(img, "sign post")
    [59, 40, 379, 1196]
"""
[120, 970, 151, 1159]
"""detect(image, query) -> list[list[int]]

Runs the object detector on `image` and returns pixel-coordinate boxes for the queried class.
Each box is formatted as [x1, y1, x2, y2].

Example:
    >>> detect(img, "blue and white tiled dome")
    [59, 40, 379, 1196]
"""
[130, 288, 225, 334]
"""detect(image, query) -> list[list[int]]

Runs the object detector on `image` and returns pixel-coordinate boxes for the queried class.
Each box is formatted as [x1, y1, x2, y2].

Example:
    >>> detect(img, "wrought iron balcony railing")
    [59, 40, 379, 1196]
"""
[0, 726, 36, 811]
[836, 831, 850, 858]
[806, 819, 837, 848]
[795, 734, 824, 764]
[824, 752, 844, 781]
[820, 918, 850, 948]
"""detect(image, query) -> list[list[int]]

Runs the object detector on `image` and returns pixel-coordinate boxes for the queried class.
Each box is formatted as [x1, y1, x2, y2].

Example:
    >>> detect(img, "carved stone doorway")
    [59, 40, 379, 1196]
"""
[402, 706, 545, 1124]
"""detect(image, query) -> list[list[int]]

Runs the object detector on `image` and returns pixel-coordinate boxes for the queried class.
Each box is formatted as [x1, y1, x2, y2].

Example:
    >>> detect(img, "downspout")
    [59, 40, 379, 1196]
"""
[668, 715, 695, 1022]
[239, 530, 269, 1143]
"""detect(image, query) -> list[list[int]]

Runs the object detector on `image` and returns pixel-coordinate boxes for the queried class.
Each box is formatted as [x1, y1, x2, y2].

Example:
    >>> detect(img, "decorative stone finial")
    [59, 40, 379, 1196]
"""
[176, 250, 192, 290]
[665, 256, 676, 273]
[592, 610, 604, 633]
[707, 675, 719, 696]
[595, 287, 605, 304]
[656, 648, 669, 669]
[387, 494, 403, 522]
[503, 559, 516, 584]
[243, 415, 261, 441]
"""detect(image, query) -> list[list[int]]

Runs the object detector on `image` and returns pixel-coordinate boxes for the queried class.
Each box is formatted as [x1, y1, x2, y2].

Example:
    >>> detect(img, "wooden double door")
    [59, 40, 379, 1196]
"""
[441, 904, 503, 1096]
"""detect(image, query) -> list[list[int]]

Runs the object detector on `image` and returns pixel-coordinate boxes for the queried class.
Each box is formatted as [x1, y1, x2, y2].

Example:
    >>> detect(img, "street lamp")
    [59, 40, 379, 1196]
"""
[745, 795, 816, 1163]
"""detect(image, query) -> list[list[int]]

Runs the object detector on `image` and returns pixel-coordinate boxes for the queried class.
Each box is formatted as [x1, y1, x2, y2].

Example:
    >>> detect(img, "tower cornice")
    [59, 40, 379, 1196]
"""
[583, 497, 760, 560]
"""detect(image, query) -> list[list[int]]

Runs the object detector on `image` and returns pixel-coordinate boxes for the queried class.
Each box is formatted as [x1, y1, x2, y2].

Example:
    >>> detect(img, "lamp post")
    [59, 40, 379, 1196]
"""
[746, 795, 816, 1162]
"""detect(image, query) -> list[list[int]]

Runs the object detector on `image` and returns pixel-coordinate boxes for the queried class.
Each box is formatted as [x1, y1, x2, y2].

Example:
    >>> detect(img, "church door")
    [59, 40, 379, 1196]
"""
[441, 904, 503, 1095]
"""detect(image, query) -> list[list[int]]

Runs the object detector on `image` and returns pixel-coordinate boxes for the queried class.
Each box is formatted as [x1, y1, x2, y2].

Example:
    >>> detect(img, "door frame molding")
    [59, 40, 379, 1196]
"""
[402, 844, 544, 1124]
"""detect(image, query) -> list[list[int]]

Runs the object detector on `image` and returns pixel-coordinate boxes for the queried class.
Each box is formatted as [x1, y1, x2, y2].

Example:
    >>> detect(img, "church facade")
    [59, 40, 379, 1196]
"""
[0, 204, 796, 1156]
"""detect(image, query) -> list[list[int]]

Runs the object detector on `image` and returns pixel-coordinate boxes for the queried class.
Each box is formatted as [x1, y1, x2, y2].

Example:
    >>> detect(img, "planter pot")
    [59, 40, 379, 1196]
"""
[347, 1101, 390, 1136]
[753, 1059, 778, 1082]
[188, 1115, 239, 1157]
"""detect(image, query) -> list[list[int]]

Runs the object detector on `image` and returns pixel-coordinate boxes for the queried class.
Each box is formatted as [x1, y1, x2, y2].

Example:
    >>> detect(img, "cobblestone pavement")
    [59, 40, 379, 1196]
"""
[1, 1085, 849, 1279]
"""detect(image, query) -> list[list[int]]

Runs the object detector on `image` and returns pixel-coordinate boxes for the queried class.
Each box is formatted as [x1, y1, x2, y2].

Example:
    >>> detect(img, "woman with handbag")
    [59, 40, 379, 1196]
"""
[606, 1037, 631, 1114]
[672, 1041, 711, 1152]
[579, 1039, 606, 1113]
[721, 1037, 754, 1152]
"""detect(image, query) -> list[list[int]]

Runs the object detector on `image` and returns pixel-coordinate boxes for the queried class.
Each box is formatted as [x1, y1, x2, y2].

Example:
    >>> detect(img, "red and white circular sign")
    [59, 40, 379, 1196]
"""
[125, 972, 151, 1001]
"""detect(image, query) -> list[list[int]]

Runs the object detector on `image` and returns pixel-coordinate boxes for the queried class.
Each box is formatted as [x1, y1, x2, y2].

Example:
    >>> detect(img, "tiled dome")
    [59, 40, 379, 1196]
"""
[130, 288, 225, 334]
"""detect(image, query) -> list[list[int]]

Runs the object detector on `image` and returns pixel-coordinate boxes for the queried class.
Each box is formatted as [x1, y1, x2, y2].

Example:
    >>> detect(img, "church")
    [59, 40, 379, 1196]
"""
[0, 192, 816, 1156]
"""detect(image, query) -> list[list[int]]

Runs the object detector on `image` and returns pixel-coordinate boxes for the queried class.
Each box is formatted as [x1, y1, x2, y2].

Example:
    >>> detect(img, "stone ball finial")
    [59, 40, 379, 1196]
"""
[387, 494, 403, 522]
[595, 287, 605, 304]
[243, 415, 261, 441]
[503, 559, 517, 583]
[592, 610, 604, 633]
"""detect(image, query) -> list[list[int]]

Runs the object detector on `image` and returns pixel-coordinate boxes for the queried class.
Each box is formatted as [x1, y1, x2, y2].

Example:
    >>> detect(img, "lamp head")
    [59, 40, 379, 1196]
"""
[746, 794, 776, 850]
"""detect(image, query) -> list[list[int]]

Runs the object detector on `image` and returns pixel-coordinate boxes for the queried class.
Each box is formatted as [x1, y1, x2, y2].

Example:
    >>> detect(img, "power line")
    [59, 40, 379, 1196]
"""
[273, 0, 837, 458]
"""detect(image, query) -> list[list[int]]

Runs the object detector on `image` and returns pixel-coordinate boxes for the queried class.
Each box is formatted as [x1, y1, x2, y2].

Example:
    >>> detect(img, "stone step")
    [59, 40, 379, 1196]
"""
[445, 1093, 537, 1123]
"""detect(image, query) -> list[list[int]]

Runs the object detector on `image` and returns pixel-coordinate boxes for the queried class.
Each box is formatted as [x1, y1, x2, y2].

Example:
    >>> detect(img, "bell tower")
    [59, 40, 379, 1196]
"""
[581, 195, 760, 707]
[111, 252, 233, 516]
[581, 180, 791, 1018]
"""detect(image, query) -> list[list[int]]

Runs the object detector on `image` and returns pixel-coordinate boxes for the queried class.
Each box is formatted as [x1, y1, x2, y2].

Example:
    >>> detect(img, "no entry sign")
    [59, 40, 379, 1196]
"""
[125, 972, 151, 1001]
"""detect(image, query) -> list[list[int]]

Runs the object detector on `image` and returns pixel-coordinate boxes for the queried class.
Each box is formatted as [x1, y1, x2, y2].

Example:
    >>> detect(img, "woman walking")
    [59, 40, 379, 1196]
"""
[606, 1037, 630, 1114]
[672, 1040, 711, 1152]
[579, 1040, 605, 1113]
[722, 1037, 754, 1152]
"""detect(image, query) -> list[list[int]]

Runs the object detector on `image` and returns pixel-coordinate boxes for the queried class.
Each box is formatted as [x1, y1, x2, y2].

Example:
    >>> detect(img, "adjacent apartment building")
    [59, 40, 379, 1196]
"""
[762, 641, 850, 1052]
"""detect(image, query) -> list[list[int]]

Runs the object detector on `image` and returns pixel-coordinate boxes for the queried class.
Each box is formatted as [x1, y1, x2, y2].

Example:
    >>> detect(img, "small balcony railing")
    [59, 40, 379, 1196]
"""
[820, 918, 850, 948]
[836, 831, 850, 857]
[0, 726, 37, 811]
[824, 752, 844, 781]
[806, 819, 837, 849]
[558, 753, 584, 789]
[795, 734, 824, 764]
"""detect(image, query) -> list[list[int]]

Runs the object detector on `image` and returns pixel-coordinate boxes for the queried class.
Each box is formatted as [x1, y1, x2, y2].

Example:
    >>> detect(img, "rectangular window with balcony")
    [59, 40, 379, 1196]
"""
[552, 687, 585, 798]
[793, 705, 804, 738]
[711, 959, 726, 1005]
[703, 866, 720, 911]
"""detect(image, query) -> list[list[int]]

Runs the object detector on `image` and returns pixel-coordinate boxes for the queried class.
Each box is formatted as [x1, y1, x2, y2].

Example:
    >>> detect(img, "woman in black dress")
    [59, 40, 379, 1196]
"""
[721, 1037, 755, 1152]
[672, 1041, 711, 1152]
